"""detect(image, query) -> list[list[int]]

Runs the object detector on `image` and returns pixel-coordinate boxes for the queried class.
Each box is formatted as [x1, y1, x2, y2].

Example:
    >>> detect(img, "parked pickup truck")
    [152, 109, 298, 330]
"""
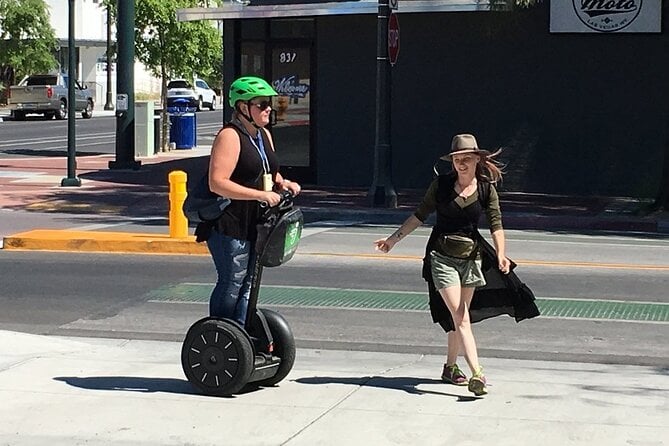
[7, 73, 94, 120]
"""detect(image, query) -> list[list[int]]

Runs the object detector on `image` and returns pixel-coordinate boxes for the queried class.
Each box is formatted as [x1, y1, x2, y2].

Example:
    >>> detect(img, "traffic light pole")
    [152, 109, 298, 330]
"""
[367, 0, 397, 208]
[109, 0, 140, 170]
[61, 0, 81, 187]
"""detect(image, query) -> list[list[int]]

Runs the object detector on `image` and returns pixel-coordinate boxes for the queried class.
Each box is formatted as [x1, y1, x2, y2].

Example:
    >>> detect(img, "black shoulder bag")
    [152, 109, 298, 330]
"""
[182, 171, 231, 223]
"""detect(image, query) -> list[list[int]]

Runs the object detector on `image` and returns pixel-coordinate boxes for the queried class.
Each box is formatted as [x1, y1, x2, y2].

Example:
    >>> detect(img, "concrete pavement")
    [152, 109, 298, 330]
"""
[1, 330, 667, 446]
[1, 126, 668, 445]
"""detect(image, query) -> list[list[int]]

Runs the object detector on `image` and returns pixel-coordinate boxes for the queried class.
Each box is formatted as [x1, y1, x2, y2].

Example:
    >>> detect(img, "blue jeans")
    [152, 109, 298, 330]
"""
[206, 230, 256, 327]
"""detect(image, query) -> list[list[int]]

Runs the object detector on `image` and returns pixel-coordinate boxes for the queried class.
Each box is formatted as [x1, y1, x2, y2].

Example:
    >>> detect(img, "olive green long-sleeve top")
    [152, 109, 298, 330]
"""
[413, 178, 503, 233]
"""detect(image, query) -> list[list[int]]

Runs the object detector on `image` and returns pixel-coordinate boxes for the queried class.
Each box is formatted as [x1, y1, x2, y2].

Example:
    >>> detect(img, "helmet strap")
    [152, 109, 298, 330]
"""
[238, 101, 261, 129]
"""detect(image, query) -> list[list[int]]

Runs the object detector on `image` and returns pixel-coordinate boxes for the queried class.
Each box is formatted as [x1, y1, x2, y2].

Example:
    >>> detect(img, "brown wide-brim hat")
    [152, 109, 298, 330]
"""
[440, 134, 491, 160]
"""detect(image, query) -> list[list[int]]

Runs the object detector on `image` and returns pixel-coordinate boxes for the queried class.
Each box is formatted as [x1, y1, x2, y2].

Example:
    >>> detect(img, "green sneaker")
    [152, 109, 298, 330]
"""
[468, 367, 488, 396]
[441, 363, 468, 385]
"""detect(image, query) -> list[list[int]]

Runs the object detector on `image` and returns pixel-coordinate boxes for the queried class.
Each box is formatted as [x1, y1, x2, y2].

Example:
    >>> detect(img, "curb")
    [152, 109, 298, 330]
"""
[3, 229, 208, 255]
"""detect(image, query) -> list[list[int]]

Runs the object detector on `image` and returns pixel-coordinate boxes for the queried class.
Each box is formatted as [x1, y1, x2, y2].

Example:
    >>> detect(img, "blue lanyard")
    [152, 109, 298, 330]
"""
[248, 131, 270, 174]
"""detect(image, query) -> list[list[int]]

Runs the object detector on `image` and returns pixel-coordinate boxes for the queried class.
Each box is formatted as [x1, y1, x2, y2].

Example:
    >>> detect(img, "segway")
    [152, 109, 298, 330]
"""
[181, 192, 303, 396]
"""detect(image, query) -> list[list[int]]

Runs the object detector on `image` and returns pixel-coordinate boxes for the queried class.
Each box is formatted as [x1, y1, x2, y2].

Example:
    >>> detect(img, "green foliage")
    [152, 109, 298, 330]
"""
[103, 0, 222, 150]
[101, 0, 222, 82]
[0, 0, 58, 82]
[103, 0, 220, 83]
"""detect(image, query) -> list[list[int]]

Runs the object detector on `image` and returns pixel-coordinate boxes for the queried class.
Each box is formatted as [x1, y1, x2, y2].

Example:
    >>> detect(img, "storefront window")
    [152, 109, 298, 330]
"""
[239, 19, 313, 173]
[271, 45, 311, 167]
[240, 42, 265, 77]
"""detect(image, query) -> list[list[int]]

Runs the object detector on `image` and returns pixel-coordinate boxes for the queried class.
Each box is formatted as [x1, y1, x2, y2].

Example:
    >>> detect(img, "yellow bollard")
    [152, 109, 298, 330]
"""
[168, 170, 189, 239]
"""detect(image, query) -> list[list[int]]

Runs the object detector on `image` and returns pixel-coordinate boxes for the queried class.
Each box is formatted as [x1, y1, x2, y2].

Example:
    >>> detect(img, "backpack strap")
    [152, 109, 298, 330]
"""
[477, 180, 491, 210]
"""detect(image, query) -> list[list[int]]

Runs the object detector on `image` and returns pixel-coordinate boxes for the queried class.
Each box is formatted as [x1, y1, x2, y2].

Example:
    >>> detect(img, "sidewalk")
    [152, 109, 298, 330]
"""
[0, 330, 666, 446]
[1, 146, 668, 253]
[1, 137, 668, 445]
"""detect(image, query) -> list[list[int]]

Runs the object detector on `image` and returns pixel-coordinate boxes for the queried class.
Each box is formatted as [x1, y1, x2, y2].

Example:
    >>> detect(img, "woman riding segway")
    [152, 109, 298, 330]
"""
[181, 76, 303, 396]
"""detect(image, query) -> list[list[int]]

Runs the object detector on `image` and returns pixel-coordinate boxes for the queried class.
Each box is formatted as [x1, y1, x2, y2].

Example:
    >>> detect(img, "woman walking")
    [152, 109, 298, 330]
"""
[374, 134, 539, 396]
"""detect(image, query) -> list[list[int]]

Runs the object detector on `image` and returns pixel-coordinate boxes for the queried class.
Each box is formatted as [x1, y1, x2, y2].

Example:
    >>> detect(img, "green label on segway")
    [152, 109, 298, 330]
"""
[283, 221, 302, 258]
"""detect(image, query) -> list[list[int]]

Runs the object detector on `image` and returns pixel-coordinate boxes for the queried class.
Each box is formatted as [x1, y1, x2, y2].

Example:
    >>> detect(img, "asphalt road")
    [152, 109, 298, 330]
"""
[1, 226, 667, 366]
[0, 109, 224, 158]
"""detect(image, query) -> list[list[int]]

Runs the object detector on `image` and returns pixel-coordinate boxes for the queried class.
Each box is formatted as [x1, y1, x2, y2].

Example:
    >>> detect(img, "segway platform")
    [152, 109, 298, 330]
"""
[181, 193, 302, 396]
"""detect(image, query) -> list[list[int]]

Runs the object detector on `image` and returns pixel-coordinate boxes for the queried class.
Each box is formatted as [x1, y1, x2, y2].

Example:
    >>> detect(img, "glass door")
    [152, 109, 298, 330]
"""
[270, 45, 312, 174]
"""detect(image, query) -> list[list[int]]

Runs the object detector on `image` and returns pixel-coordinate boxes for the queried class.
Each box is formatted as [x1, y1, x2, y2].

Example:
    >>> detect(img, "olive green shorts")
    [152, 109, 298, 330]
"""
[430, 250, 486, 289]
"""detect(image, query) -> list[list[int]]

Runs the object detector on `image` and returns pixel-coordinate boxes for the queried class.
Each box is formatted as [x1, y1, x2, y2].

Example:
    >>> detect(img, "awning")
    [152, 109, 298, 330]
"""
[177, 0, 494, 21]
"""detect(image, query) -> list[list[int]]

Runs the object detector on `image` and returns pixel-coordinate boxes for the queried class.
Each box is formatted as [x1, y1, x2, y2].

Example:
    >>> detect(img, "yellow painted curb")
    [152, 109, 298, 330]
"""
[3, 230, 209, 255]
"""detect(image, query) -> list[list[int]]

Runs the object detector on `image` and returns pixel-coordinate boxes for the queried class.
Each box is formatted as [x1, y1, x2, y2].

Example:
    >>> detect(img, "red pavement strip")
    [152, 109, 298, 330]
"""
[1, 155, 131, 209]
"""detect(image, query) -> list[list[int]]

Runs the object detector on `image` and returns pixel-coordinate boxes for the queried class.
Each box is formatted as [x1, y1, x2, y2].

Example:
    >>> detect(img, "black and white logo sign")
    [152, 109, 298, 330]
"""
[572, 0, 642, 32]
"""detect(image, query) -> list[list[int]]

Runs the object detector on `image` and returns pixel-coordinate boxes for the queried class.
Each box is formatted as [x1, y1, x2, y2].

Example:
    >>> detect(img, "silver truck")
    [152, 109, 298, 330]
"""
[7, 73, 94, 120]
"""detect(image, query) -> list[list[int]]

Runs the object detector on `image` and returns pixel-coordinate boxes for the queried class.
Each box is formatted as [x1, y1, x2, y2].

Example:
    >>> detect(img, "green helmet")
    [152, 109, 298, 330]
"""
[228, 76, 278, 107]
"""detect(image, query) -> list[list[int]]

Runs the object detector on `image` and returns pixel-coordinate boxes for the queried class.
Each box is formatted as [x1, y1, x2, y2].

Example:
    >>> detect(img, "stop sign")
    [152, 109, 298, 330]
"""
[388, 12, 400, 66]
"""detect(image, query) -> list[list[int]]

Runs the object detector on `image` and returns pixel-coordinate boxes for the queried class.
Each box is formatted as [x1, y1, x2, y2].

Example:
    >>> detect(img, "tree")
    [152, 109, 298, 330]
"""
[0, 0, 58, 101]
[104, 0, 222, 152]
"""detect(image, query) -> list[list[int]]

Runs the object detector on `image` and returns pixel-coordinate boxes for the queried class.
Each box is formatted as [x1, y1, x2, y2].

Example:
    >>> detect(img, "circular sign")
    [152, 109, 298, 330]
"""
[572, 0, 642, 32]
[388, 12, 400, 66]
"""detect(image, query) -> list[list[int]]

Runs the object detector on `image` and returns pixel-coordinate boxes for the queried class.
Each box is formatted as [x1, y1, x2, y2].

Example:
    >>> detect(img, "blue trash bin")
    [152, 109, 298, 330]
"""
[168, 99, 197, 149]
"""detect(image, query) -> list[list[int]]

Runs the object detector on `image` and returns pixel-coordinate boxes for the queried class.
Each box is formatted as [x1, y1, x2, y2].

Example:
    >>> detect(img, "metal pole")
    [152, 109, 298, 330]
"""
[103, 4, 114, 111]
[109, 0, 140, 170]
[61, 0, 81, 187]
[222, 19, 239, 123]
[366, 0, 397, 208]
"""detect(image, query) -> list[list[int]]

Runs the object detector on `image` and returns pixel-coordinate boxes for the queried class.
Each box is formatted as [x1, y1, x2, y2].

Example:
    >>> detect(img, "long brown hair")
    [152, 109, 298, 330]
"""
[476, 148, 505, 184]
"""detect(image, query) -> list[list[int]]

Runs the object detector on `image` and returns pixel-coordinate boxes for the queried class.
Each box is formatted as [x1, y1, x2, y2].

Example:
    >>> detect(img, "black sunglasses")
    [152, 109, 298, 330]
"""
[250, 99, 272, 110]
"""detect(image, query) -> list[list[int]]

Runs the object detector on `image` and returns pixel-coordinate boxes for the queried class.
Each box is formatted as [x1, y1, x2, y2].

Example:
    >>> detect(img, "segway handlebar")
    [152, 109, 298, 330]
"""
[259, 190, 295, 215]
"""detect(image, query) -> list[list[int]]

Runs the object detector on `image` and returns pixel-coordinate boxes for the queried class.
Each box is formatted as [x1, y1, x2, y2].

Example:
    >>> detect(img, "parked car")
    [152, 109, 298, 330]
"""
[7, 73, 94, 120]
[166, 78, 217, 111]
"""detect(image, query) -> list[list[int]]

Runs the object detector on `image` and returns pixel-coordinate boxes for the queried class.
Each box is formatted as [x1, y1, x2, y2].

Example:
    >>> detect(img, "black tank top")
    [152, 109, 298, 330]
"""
[216, 123, 280, 241]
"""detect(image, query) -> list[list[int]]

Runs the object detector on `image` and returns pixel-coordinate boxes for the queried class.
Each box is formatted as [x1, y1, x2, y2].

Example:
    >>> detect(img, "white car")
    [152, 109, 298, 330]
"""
[166, 78, 217, 111]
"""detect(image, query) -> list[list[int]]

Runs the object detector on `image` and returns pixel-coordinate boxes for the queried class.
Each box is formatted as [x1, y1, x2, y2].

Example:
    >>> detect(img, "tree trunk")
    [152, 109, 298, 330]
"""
[161, 63, 169, 152]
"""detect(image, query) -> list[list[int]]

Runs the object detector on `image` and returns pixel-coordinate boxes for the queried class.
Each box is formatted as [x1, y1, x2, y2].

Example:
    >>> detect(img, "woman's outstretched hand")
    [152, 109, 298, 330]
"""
[374, 237, 395, 253]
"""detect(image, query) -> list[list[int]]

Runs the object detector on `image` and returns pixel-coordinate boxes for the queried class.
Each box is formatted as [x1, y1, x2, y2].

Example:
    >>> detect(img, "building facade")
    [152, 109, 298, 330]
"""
[180, 0, 667, 198]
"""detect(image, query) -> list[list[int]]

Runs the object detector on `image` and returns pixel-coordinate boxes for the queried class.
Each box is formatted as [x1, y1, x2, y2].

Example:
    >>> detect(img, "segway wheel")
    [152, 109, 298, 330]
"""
[255, 309, 296, 387]
[181, 317, 254, 396]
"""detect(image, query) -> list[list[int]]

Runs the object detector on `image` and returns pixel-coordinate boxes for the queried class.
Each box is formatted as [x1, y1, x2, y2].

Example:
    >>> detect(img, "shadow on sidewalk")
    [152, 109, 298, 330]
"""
[54, 376, 198, 395]
[7, 156, 213, 222]
[79, 155, 210, 186]
[295, 375, 480, 401]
